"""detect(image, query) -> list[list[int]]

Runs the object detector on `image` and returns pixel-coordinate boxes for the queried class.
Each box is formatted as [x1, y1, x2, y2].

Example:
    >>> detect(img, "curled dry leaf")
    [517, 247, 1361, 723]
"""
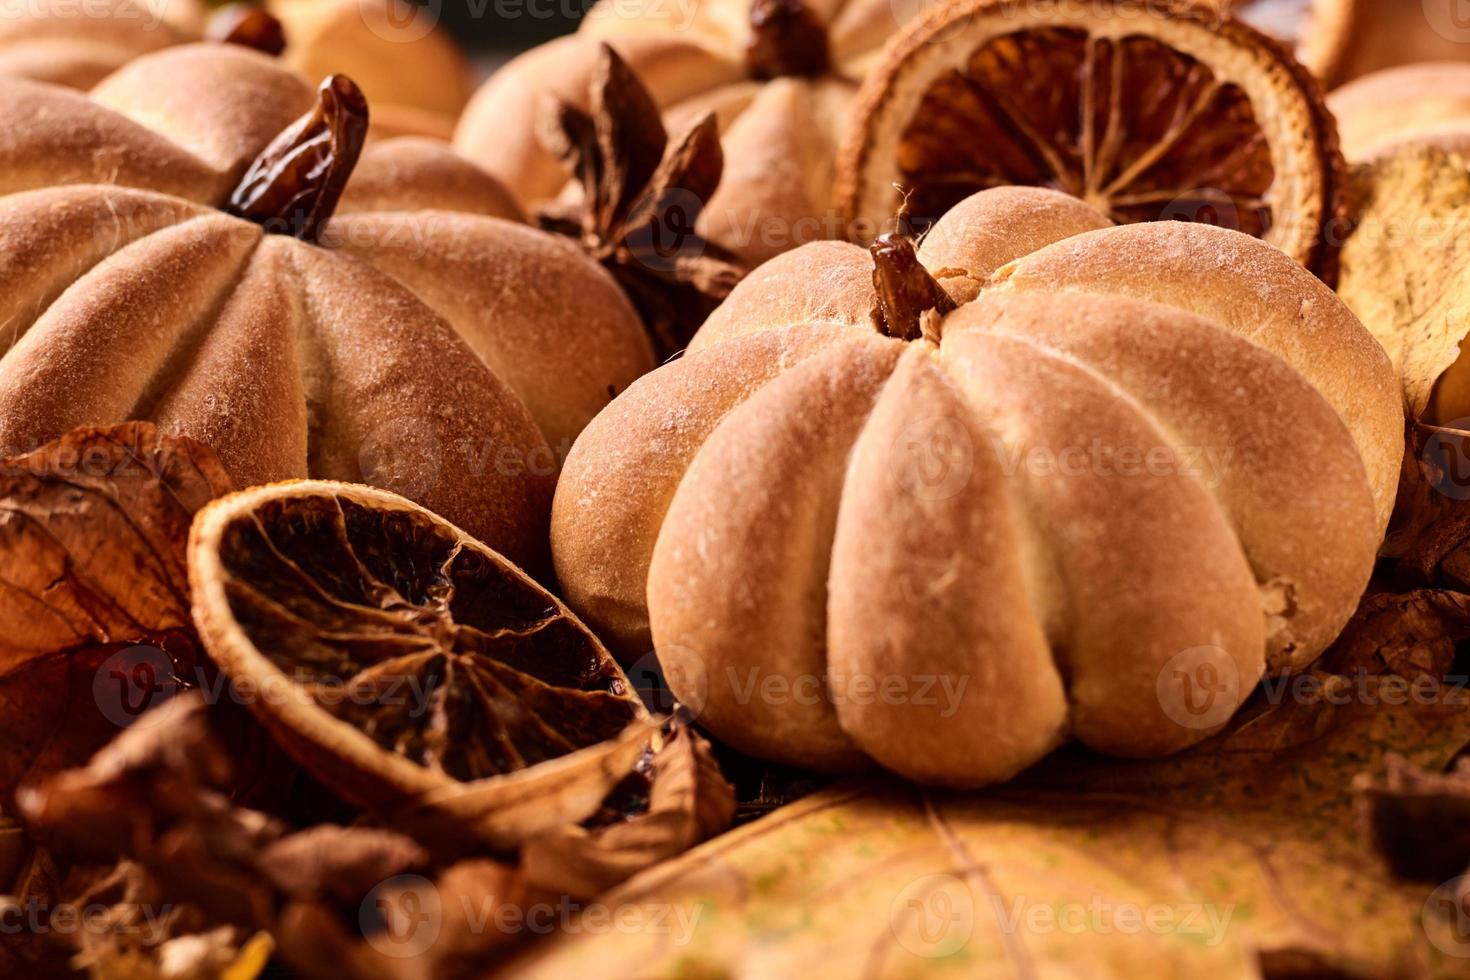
[520, 713, 736, 900]
[0, 423, 232, 803]
[537, 43, 745, 358]
[500, 597, 1470, 979]
[1338, 147, 1470, 423]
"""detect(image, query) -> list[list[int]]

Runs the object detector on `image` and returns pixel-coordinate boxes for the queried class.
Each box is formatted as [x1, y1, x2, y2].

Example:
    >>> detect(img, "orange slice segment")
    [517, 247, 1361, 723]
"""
[836, 0, 1346, 280]
[188, 480, 645, 811]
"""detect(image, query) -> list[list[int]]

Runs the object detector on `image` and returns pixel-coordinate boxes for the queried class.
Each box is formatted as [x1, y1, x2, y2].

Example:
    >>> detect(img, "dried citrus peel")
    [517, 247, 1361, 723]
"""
[188, 480, 648, 824]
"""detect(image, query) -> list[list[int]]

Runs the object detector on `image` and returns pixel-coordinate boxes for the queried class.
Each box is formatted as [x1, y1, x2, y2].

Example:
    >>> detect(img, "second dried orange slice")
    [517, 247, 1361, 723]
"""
[188, 481, 646, 815]
[836, 0, 1346, 279]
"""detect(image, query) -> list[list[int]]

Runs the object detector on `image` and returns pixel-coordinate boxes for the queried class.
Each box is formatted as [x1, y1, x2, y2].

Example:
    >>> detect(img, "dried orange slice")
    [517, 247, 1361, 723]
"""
[1227, 0, 1358, 83]
[836, 0, 1347, 279]
[188, 481, 646, 813]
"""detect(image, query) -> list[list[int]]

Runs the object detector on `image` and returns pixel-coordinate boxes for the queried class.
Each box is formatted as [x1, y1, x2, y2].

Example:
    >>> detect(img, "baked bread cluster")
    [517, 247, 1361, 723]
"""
[0, 44, 655, 569]
[553, 186, 1401, 786]
[456, 0, 918, 266]
[0, 0, 472, 138]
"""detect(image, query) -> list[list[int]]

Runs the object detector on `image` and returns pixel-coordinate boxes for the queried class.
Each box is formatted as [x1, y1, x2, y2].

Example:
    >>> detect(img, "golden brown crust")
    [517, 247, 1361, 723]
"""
[695, 76, 856, 268]
[0, 79, 222, 200]
[948, 291, 1378, 673]
[272, 0, 473, 132]
[827, 345, 1068, 785]
[0, 0, 189, 88]
[990, 221, 1402, 532]
[917, 186, 1113, 302]
[329, 211, 653, 456]
[90, 43, 313, 184]
[0, 47, 649, 572]
[338, 138, 525, 221]
[0, 0, 468, 140]
[552, 323, 861, 657]
[554, 186, 1392, 785]
[649, 335, 905, 770]
[1328, 62, 1470, 162]
[692, 239, 875, 350]
[941, 326, 1266, 759]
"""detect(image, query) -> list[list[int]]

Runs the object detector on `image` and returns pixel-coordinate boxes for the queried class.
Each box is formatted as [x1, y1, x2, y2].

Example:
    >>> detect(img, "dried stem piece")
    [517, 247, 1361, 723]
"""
[869, 232, 957, 341]
[206, 4, 287, 57]
[746, 0, 830, 80]
[227, 74, 368, 243]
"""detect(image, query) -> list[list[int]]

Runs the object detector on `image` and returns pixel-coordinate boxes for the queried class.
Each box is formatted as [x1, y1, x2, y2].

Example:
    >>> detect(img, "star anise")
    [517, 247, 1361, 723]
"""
[537, 44, 745, 359]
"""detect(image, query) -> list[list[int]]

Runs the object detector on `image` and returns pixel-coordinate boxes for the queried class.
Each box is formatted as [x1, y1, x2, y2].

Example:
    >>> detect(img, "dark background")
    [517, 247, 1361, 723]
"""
[434, 0, 587, 53]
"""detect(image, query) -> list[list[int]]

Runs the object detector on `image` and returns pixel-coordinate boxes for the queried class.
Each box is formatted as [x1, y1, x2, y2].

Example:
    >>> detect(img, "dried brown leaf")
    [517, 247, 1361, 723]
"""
[536, 45, 744, 358]
[1338, 147, 1470, 422]
[520, 714, 735, 900]
[0, 423, 232, 802]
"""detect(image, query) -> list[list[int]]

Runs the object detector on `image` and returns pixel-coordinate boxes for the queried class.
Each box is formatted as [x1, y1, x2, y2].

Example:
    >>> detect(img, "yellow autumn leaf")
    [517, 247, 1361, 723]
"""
[500, 605, 1470, 978]
[1338, 147, 1470, 423]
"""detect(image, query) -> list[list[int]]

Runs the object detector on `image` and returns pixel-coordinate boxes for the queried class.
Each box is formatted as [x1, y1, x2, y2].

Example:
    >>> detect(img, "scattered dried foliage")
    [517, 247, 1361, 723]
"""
[537, 44, 745, 359]
[0, 426, 734, 979]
